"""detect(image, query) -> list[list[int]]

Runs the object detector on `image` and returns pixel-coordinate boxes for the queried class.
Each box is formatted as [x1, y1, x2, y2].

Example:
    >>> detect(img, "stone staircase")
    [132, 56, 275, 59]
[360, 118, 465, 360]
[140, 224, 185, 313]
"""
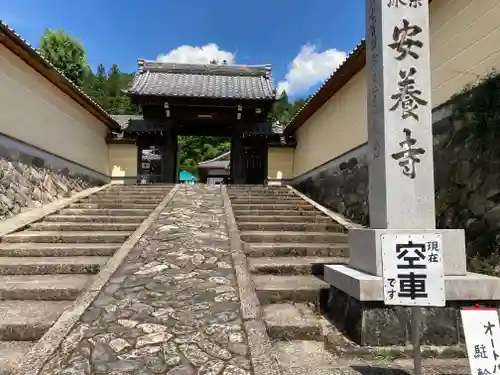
[0, 184, 172, 375]
[228, 185, 355, 373]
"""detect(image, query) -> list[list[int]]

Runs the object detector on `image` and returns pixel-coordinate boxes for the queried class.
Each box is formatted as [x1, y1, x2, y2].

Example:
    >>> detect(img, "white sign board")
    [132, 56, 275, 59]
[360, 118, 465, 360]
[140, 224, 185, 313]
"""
[381, 233, 445, 306]
[461, 308, 500, 375]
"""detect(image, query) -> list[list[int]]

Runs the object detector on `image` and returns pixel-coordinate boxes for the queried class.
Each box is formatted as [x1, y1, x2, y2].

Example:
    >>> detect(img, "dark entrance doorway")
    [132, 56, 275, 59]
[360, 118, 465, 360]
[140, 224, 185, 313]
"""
[244, 138, 268, 185]
[138, 146, 163, 183]
[118, 60, 277, 184]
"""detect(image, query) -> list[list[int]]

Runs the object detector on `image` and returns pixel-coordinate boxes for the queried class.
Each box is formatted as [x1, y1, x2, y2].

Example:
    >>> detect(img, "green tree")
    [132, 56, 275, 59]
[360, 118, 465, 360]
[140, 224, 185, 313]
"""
[82, 63, 139, 115]
[179, 136, 231, 175]
[106, 64, 133, 114]
[38, 29, 88, 87]
[270, 91, 308, 126]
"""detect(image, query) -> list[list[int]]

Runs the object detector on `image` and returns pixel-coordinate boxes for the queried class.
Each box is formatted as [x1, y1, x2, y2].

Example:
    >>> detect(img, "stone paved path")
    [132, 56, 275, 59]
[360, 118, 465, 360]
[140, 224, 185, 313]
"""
[39, 185, 251, 375]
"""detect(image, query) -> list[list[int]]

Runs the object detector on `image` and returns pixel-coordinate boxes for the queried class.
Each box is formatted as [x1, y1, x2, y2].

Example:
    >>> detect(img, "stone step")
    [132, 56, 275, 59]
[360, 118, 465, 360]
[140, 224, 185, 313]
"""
[228, 188, 289, 192]
[0, 274, 92, 300]
[0, 341, 34, 375]
[70, 203, 157, 209]
[253, 275, 329, 305]
[0, 243, 120, 257]
[263, 303, 323, 341]
[236, 215, 333, 223]
[92, 194, 167, 200]
[234, 210, 324, 217]
[100, 192, 168, 196]
[59, 208, 151, 216]
[228, 186, 288, 190]
[232, 199, 307, 205]
[228, 190, 296, 195]
[44, 215, 146, 223]
[82, 198, 163, 204]
[0, 256, 108, 275]
[27, 222, 139, 232]
[245, 243, 349, 258]
[1, 231, 132, 243]
[231, 203, 314, 211]
[229, 195, 300, 200]
[105, 188, 172, 193]
[237, 221, 344, 232]
[248, 256, 348, 275]
[0, 300, 71, 341]
[240, 231, 348, 244]
[276, 340, 359, 372]
[96, 189, 170, 194]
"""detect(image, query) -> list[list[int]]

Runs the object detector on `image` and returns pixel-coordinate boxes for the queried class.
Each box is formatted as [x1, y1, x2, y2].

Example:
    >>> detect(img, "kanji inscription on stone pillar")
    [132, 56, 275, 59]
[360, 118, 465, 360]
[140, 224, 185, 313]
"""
[366, 0, 435, 229]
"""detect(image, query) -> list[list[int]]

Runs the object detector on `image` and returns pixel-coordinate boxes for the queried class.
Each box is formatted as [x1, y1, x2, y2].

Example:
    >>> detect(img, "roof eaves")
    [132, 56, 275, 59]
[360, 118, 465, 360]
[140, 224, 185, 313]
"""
[284, 40, 366, 136]
[198, 151, 231, 165]
[0, 21, 120, 131]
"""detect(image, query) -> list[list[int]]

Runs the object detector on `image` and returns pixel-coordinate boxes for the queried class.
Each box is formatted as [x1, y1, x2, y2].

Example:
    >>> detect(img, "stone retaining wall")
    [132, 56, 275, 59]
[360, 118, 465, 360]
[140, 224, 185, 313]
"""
[0, 137, 107, 220]
[0, 157, 98, 220]
[292, 111, 500, 258]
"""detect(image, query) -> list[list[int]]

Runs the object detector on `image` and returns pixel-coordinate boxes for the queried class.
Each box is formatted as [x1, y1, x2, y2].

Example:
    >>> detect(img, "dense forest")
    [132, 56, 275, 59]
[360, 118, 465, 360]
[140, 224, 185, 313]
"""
[37, 29, 308, 174]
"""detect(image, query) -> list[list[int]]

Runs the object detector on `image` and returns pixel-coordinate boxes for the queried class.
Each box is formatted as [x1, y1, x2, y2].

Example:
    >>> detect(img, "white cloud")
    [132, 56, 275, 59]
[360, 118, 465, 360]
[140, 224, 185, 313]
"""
[277, 44, 347, 96]
[157, 43, 235, 64]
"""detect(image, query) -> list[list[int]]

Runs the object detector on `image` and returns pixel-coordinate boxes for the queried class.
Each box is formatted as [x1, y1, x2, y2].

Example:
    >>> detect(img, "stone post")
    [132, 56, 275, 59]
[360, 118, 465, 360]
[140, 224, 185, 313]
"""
[346, 0, 467, 277]
[367, 0, 435, 230]
[321, 0, 500, 346]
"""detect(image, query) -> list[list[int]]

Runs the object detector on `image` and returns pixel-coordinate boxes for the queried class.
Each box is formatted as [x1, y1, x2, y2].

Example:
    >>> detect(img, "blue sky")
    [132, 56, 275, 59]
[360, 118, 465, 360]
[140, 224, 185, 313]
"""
[0, 0, 365, 99]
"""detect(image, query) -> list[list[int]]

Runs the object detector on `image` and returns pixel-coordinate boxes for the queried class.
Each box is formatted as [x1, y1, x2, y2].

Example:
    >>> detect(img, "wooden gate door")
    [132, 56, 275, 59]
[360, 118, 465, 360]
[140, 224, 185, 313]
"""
[244, 140, 267, 184]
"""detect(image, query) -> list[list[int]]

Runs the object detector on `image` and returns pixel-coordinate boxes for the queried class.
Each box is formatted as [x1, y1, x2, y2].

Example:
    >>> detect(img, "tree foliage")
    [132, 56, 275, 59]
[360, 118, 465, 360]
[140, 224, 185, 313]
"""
[452, 70, 500, 147]
[179, 136, 231, 174]
[270, 91, 310, 126]
[83, 64, 139, 114]
[38, 29, 88, 87]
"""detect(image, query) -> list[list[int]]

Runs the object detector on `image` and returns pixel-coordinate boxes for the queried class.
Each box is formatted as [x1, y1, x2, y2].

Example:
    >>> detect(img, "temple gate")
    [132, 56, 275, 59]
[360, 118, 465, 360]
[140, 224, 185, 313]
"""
[114, 60, 281, 184]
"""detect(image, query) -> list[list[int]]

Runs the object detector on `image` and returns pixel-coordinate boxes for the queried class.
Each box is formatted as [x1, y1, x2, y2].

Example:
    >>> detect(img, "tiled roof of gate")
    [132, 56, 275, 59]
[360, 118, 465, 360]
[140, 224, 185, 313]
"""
[126, 60, 277, 100]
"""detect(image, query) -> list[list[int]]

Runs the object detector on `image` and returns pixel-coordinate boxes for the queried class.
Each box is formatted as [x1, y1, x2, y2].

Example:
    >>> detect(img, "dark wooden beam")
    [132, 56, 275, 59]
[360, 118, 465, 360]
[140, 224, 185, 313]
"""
[130, 95, 275, 109]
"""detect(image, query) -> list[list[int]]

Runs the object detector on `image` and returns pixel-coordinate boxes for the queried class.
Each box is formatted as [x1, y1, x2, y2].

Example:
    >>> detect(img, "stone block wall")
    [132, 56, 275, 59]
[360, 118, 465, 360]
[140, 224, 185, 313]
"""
[0, 138, 106, 220]
[292, 112, 500, 259]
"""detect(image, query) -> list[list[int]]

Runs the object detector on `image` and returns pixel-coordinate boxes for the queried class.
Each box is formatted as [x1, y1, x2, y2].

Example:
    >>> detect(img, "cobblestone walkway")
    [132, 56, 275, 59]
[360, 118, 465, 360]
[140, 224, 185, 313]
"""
[40, 185, 252, 375]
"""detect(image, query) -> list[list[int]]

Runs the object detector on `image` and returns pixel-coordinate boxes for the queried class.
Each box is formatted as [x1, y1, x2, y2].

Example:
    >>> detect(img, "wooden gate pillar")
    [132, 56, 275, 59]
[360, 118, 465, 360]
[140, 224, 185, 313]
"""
[231, 125, 245, 184]
[162, 124, 178, 183]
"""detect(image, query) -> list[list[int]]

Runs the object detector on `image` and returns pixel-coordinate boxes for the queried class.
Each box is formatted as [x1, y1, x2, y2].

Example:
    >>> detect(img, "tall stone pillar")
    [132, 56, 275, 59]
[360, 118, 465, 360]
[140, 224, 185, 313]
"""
[346, 0, 465, 277]
[321, 0, 500, 347]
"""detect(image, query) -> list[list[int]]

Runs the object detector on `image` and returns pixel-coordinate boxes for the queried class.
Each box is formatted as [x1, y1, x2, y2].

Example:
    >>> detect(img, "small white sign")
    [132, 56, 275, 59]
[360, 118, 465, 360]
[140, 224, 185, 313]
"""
[461, 308, 500, 375]
[381, 233, 445, 306]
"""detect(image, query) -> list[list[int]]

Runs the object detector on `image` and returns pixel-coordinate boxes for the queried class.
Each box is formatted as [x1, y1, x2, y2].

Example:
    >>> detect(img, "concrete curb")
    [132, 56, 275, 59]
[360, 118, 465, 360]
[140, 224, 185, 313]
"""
[286, 185, 363, 230]
[221, 185, 261, 320]
[221, 185, 282, 375]
[0, 184, 111, 237]
[15, 184, 180, 375]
